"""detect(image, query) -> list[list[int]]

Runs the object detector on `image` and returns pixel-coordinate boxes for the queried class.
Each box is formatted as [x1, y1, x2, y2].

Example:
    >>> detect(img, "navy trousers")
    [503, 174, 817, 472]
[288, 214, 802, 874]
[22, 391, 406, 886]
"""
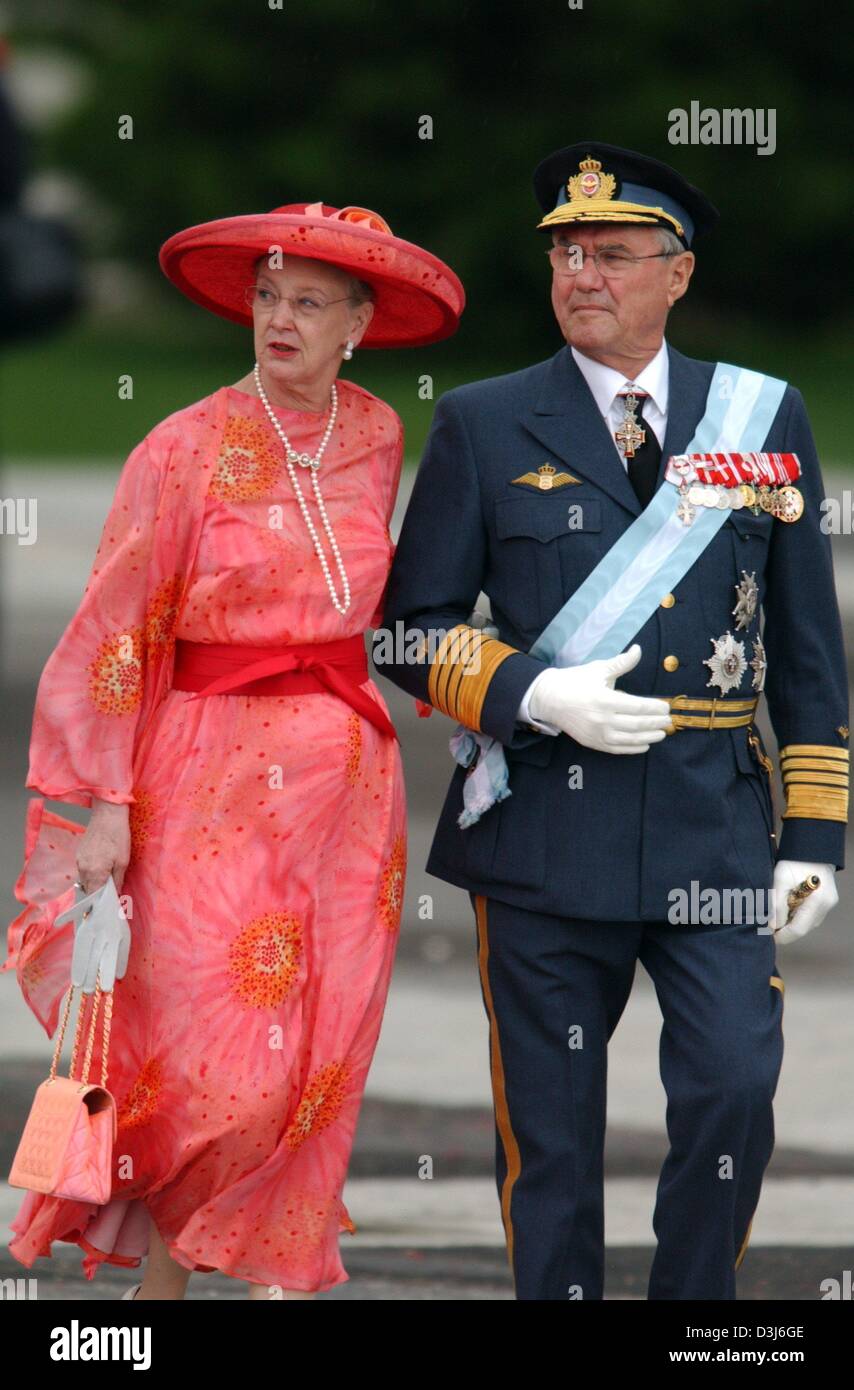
[469, 892, 786, 1300]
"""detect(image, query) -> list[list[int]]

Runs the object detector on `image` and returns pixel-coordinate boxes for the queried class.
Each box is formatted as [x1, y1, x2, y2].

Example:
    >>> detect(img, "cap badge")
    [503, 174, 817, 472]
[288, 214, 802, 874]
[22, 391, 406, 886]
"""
[568, 155, 616, 203]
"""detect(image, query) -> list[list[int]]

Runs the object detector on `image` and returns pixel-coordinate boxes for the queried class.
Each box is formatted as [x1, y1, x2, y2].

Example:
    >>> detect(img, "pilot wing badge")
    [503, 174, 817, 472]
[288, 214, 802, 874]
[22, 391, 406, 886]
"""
[512, 462, 581, 491]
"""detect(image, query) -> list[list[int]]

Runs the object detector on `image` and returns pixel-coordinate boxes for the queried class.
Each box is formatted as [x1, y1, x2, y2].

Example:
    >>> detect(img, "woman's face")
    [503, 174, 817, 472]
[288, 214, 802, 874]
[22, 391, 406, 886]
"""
[250, 254, 373, 398]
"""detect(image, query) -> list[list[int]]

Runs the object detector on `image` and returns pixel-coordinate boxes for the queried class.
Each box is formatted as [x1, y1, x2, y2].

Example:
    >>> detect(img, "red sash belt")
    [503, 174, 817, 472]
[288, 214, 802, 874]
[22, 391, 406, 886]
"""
[171, 635, 398, 741]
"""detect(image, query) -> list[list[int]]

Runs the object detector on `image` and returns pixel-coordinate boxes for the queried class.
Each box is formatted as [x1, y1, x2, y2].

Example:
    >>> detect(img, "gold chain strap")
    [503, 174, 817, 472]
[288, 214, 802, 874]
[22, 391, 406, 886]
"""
[48, 971, 113, 1091]
[48, 981, 77, 1082]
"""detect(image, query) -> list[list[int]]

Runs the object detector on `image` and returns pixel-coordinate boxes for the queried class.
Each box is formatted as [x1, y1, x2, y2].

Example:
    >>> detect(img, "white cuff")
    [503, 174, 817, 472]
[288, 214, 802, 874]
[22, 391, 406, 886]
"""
[516, 671, 561, 736]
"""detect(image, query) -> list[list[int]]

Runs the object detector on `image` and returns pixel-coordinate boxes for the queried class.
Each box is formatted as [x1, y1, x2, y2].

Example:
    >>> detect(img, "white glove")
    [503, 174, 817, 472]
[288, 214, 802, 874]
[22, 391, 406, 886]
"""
[54, 876, 131, 993]
[772, 859, 838, 945]
[528, 643, 672, 754]
[467, 607, 499, 640]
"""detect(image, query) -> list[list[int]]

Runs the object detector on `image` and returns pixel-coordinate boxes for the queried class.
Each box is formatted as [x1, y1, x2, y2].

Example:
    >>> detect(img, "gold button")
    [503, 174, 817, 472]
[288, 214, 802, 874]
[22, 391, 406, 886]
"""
[663, 654, 679, 672]
[660, 593, 676, 608]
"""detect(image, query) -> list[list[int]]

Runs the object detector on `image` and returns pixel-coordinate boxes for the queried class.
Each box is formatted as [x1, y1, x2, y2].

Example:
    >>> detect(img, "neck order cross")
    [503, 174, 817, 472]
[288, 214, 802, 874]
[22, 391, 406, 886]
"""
[252, 362, 351, 615]
[615, 388, 648, 459]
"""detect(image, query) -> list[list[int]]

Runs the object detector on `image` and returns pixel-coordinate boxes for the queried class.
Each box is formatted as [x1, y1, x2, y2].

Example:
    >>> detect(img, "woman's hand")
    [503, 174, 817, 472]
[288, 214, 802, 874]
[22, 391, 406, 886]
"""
[76, 798, 132, 894]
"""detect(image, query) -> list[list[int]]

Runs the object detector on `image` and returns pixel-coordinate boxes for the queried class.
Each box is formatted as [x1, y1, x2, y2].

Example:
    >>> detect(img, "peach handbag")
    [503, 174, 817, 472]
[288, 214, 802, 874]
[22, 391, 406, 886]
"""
[8, 970, 116, 1204]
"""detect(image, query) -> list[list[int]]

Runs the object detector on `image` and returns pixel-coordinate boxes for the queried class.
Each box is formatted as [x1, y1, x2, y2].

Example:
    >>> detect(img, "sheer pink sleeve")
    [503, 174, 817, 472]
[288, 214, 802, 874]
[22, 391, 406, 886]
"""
[24, 431, 163, 809]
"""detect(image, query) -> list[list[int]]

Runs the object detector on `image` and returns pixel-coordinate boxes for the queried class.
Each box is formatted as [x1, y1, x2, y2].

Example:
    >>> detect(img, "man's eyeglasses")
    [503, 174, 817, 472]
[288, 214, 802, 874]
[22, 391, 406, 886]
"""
[243, 285, 352, 318]
[546, 244, 681, 279]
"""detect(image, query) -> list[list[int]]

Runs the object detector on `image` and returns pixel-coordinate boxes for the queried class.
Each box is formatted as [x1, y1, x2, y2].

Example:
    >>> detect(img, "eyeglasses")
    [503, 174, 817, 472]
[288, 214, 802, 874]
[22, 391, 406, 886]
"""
[546, 244, 681, 279]
[243, 285, 353, 318]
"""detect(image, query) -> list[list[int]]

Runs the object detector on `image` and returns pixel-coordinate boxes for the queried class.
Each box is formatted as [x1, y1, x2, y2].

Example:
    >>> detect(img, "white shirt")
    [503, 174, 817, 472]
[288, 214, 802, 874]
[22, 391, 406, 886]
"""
[516, 341, 670, 733]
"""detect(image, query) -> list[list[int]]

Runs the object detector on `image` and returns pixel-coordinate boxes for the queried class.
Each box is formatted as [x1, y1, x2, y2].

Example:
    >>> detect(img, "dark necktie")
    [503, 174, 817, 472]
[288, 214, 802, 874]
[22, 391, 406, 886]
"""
[618, 391, 661, 509]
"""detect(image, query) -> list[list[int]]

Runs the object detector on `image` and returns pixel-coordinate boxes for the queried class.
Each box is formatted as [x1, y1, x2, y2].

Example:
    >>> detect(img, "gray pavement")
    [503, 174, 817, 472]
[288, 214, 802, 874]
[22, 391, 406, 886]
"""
[1, 460, 852, 1300]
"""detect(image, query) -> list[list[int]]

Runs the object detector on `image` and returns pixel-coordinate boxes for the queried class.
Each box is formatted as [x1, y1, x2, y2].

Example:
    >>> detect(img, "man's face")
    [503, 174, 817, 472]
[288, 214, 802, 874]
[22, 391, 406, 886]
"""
[548, 224, 694, 363]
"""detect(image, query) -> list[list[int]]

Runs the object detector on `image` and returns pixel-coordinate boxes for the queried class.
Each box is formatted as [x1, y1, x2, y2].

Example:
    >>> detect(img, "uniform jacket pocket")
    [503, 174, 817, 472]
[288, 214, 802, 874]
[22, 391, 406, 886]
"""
[494, 493, 602, 540]
[730, 725, 775, 837]
[492, 494, 603, 631]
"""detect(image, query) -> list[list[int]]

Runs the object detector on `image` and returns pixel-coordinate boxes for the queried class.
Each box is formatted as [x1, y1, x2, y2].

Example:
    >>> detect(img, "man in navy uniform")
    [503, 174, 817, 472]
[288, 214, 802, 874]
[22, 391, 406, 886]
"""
[372, 142, 849, 1300]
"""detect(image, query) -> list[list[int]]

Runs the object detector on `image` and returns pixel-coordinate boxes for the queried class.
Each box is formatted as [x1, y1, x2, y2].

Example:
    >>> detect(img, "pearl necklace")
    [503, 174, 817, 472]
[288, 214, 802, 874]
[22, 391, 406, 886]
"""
[252, 361, 351, 615]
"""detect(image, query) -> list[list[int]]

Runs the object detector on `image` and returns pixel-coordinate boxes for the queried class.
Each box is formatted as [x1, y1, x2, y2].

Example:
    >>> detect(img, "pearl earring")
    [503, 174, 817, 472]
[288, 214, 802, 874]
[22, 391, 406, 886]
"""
[342, 340, 354, 360]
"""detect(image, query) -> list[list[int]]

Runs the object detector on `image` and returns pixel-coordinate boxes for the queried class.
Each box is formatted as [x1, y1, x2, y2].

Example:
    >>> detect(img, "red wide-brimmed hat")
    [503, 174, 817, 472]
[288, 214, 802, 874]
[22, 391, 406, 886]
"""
[158, 201, 465, 349]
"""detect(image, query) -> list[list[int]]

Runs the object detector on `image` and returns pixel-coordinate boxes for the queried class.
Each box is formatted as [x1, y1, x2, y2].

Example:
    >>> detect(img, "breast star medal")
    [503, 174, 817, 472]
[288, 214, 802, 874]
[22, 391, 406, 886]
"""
[750, 634, 767, 691]
[732, 570, 759, 630]
[703, 630, 747, 695]
[614, 391, 646, 458]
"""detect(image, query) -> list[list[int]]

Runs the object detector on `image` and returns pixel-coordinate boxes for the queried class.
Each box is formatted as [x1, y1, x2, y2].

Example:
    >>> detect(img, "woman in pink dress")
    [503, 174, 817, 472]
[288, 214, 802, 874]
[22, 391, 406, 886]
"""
[3, 202, 463, 1299]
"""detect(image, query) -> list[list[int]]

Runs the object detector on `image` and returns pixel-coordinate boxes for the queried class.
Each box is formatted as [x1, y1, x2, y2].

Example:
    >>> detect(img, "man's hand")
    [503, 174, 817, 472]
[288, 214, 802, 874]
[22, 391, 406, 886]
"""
[528, 643, 672, 753]
[772, 859, 838, 944]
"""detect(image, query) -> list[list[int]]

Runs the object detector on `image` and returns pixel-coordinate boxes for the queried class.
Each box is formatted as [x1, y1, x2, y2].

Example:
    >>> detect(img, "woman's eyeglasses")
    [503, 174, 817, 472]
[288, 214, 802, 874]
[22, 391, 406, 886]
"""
[243, 285, 352, 318]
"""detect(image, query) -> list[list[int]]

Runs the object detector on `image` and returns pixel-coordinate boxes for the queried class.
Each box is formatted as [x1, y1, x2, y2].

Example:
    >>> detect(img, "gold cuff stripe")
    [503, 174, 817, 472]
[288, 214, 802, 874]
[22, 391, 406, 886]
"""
[780, 745, 849, 825]
[781, 758, 850, 776]
[429, 625, 480, 715]
[782, 771, 849, 786]
[442, 629, 483, 721]
[446, 628, 486, 718]
[780, 744, 849, 761]
[427, 623, 518, 732]
[458, 639, 517, 730]
[781, 786, 848, 822]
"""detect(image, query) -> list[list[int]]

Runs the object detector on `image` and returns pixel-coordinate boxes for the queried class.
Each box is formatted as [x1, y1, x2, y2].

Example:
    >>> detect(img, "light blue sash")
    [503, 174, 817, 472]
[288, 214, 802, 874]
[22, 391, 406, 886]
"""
[449, 363, 787, 827]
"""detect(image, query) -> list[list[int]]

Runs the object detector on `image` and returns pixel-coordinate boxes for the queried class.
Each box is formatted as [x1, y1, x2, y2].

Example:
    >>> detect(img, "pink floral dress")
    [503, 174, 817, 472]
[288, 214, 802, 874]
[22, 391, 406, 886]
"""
[7, 381, 407, 1293]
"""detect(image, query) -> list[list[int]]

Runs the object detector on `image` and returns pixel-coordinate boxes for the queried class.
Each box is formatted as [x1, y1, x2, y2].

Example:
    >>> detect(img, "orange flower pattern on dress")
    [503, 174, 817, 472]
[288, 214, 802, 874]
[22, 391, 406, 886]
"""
[87, 574, 184, 718]
[128, 787, 156, 855]
[285, 1061, 349, 1150]
[377, 833, 406, 932]
[271, 1191, 342, 1253]
[227, 911, 304, 1009]
[344, 710, 362, 785]
[145, 573, 185, 661]
[117, 1057, 164, 1131]
[88, 627, 146, 715]
[208, 415, 282, 502]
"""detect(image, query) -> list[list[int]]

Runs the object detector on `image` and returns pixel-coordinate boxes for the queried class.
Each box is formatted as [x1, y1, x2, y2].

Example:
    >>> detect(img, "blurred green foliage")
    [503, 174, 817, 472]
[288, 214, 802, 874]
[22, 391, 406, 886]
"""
[3, 313, 849, 465]
[4, 0, 852, 461]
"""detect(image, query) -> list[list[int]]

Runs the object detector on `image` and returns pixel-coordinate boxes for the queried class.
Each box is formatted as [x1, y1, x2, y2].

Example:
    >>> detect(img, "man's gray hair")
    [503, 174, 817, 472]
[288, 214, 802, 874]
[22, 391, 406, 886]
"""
[658, 227, 687, 257]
